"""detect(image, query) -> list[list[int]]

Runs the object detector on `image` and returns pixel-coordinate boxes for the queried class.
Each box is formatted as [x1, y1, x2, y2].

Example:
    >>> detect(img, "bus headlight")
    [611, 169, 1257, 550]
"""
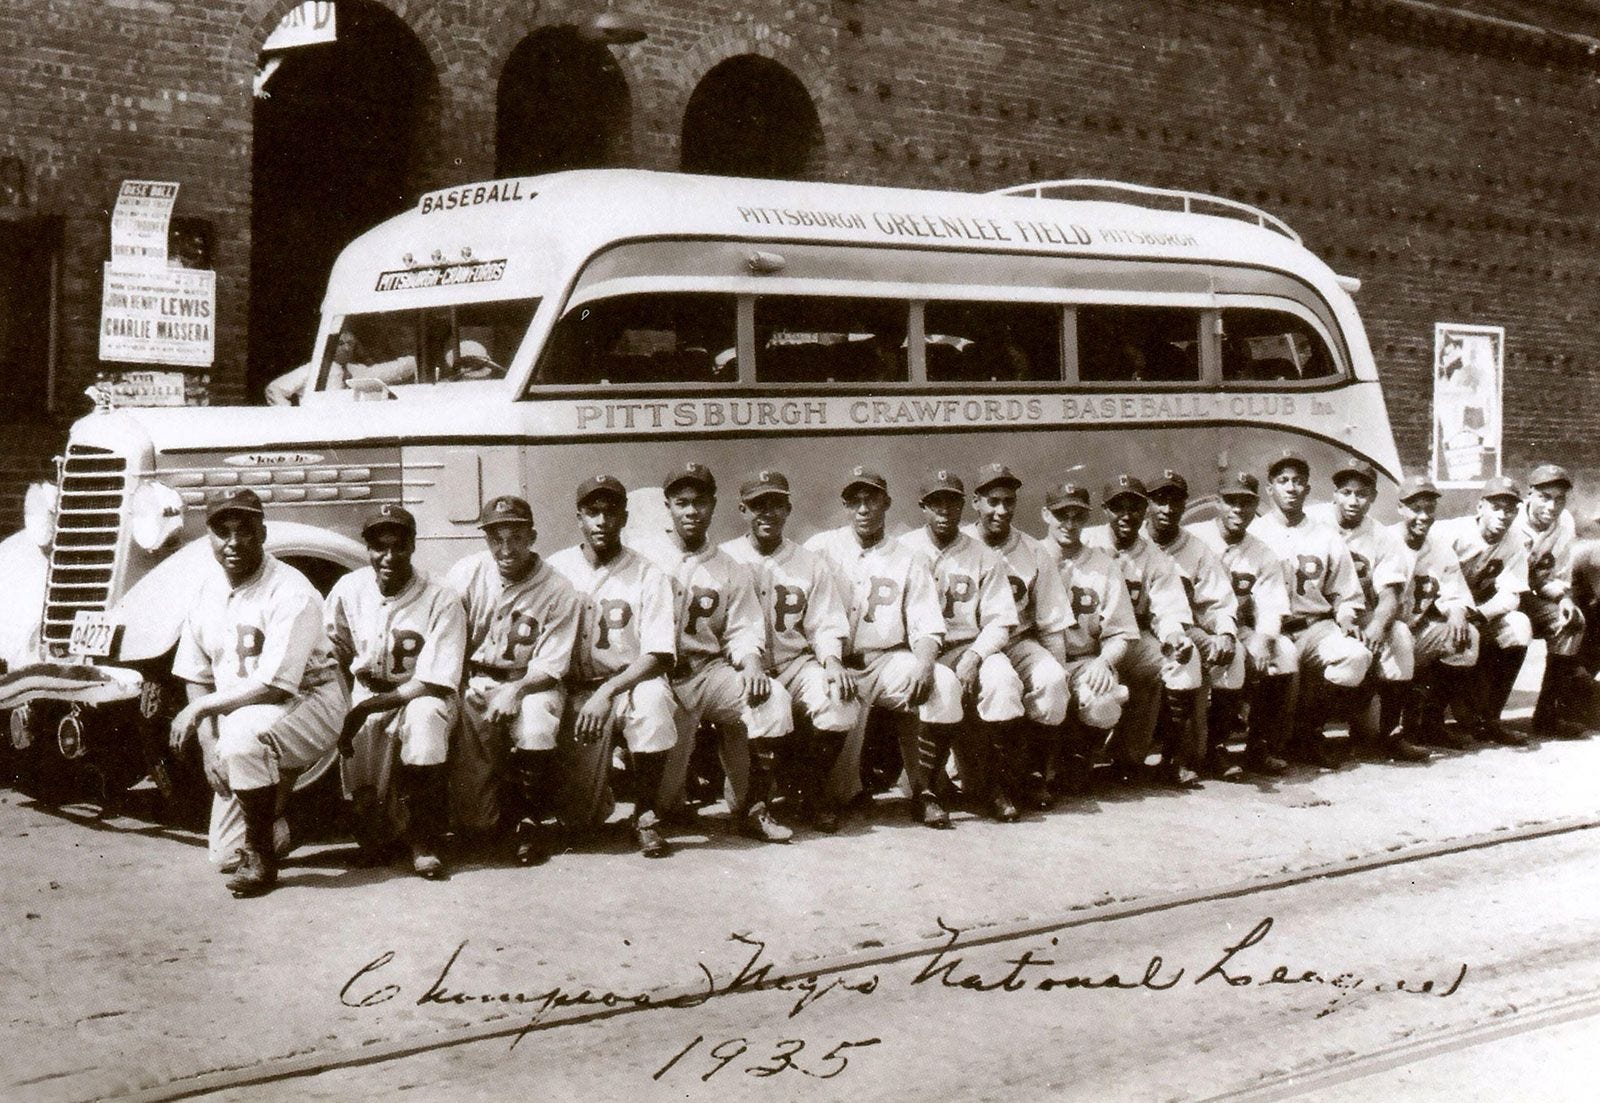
[22, 482, 57, 549]
[130, 481, 185, 552]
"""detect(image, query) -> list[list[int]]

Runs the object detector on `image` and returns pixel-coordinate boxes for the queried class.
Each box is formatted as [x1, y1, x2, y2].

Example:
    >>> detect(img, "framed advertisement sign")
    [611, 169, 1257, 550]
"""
[1430, 322, 1503, 488]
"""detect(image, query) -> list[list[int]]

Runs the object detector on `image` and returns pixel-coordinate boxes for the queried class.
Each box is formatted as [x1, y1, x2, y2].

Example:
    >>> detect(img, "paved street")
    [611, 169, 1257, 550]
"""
[3, 670, 1599, 1102]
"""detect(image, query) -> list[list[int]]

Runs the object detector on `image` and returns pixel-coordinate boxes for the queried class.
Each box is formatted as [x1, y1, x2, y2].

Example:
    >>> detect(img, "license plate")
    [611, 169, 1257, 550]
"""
[68, 611, 117, 658]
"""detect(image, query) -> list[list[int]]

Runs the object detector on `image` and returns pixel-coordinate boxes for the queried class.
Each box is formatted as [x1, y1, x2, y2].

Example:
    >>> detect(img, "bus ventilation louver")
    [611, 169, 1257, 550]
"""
[41, 444, 128, 649]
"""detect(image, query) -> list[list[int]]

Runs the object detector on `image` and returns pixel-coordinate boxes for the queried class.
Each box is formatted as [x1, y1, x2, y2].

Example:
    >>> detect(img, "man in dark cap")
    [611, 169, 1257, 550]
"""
[1512, 464, 1588, 737]
[638, 462, 794, 844]
[326, 504, 466, 878]
[722, 469, 861, 833]
[168, 489, 349, 897]
[1084, 473, 1203, 785]
[1433, 476, 1533, 745]
[805, 466, 963, 828]
[548, 477, 680, 856]
[1250, 449, 1370, 766]
[1187, 471, 1297, 775]
[445, 495, 581, 865]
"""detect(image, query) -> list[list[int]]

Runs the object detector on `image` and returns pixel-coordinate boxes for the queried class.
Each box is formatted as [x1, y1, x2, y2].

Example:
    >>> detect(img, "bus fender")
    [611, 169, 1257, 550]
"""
[0, 530, 48, 669]
[112, 522, 368, 663]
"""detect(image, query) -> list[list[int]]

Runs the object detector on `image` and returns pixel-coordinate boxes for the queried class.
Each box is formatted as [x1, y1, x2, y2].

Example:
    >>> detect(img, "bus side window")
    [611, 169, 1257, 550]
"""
[754, 296, 909, 384]
[923, 302, 1061, 383]
[534, 293, 736, 385]
[1076, 305, 1201, 383]
[1220, 308, 1338, 382]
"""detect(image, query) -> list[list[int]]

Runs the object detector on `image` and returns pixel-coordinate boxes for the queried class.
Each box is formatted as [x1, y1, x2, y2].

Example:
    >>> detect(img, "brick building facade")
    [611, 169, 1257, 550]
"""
[1, 0, 1597, 531]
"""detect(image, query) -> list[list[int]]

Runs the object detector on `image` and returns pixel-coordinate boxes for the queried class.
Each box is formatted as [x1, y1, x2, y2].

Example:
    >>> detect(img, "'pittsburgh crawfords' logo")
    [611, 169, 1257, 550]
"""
[375, 259, 507, 292]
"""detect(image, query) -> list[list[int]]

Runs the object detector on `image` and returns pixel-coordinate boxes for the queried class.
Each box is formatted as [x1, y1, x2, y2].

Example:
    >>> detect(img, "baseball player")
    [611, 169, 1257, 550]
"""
[326, 504, 465, 878]
[548, 476, 680, 857]
[1432, 476, 1532, 745]
[804, 466, 963, 829]
[962, 463, 1072, 810]
[1039, 480, 1137, 795]
[1084, 474, 1203, 786]
[1513, 464, 1588, 737]
[639, 462, 794, 844]
[900, 469, 1026, 821]
[445, 495, 581, 866]
[1306, 460, 1429, 763]
[1385, 474, 1480, 749]
[721, 469, 861, 833]
[1249, 450, 1371, 766]
[168, 489, 347, 898]
[1144, 469, 1245, 777]
[1186, 472, 1297, 775]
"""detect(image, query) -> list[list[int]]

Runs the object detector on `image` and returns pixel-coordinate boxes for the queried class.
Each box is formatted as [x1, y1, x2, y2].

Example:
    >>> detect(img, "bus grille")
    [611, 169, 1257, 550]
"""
[41, 444, 129, 648]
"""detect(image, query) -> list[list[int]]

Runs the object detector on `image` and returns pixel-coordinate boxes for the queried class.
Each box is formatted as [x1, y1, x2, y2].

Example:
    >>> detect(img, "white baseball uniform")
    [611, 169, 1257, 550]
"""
[1186, 520, 1298, 675]
[1308, 505, 1414, 682]
[1151, 525, 1245, 691]
[444, 551, 581, 833]
[961, 524, 1072, 726]
[1433, 515, 1532, 649]
[1511, 505, 1584, 655]
[1387, 523, 1480, 669]
[1047, 539, 1137, 729]
[1249, 510, 1371, 688]
[173, 553, 347, 864]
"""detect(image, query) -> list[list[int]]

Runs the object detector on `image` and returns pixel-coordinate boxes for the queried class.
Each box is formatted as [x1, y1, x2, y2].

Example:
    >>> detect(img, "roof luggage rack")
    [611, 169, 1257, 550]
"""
[992, 179, 1301, 244]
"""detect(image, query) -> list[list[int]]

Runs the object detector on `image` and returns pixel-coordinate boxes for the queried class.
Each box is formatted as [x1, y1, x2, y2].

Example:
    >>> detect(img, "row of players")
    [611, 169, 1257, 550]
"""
[166, 451, 1587, 897]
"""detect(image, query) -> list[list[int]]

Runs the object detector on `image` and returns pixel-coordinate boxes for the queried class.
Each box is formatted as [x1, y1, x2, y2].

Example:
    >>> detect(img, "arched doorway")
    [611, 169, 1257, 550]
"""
[680, 56, 823, 180]
[496, 26, 630, 177]
[249, 0, 435, 399]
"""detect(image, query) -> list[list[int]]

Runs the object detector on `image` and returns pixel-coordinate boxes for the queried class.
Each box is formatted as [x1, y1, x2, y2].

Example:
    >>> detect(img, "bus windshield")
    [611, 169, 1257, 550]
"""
[312, 298, 538, 394]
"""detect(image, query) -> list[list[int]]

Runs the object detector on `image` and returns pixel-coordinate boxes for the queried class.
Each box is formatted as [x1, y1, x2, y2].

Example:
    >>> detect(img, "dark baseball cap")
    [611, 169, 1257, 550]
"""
[842, 465, 889, 497]
[1219, 471, 1261, 501]
[664, 461, 716, 495]
[1528, 463, 1572, 490]
[575, 475, 628, 507]
[920, 469, 966, 503]
[1146, 468, 1189, 498]
[206, 487, 265, 526]
[1479, 475, 1522, 502]
[1397, 474, 1441, 503]
[1045, 482, 1092, 511]
[739, 469, 791, 502]
[479, 495, 534, 527]
[973, 463, 1022, 494]
[1268, 449, 1311, 478]
[361, 502, 416, 539]
[1102, 474, 1149, 506]
[1332, 460, 1379, 488]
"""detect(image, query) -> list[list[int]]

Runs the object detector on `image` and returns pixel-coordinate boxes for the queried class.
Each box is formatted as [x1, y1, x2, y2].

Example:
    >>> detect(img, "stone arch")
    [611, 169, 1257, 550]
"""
[679, 55, 825, 179]
[496, 24, 634, 175]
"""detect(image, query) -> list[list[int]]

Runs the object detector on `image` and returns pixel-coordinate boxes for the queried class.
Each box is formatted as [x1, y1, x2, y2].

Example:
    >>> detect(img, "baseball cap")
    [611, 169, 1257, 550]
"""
[973, 463, 1022, 495]
[1331, 460, 1379, 488]
[206, 488, 265, 526]
[1102, 473, 1149, 506]
[920, 469, 966, 503]
[361, 502, 416, 539]
[1528, 463, 1572, 490]
[1268, 449, 1311, 478]
[1479, 475, 1522, 502]
[478, 495, 534, 527]
[841, 465, 889, 497]
[1146, 468, 1189, 497]
[1045, 481, 1092, 511]
[575, 475, 628, 507]
[1397, 474, 1441, 503]
[739, 469, 791, 503]
[664, 461, 716, 495]
[1219, 471, 1260, 501]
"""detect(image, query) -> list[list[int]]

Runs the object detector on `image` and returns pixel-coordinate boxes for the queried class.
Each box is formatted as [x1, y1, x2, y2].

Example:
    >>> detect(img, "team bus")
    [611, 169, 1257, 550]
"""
[0, 168, 1400, 804]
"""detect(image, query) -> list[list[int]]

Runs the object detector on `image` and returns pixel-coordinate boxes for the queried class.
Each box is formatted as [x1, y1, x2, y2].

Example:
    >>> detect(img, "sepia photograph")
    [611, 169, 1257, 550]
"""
[1, 1, 1598, 1099]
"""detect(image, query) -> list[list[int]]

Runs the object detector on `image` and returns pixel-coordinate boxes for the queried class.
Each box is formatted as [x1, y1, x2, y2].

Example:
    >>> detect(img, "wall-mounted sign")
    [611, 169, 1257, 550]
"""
[1431, 322, 1503, 488]
[99, 264, 216, 367]
[262, 2, 337, 51]
[110, 180, 178, 273]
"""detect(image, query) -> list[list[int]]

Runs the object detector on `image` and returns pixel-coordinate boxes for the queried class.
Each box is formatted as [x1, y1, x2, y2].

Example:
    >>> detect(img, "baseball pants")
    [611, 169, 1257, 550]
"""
[342, 687, 458, 842]
[556, 676, 678, 831]
[449, 674, 565, 835]
[826, 648, 962, 804]
[659, 658, 794, 813]
[1002, 636, 1070, 726]
[1115, 632, 1203, 764]
[1524, 593, 1585, 656]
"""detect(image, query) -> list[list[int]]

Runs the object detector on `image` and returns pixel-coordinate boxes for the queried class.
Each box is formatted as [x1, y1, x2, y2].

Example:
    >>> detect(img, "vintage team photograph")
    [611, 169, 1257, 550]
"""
[1, 1, 1597, 1100]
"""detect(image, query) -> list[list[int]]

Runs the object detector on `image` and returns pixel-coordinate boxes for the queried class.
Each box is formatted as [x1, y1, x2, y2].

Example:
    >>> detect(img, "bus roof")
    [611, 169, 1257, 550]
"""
[323, 169, 1352, 313]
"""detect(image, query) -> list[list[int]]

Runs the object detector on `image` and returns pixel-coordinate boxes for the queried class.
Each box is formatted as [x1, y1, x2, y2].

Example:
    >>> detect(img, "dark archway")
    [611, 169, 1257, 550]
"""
[496, 26, 630, 177]
[680, 56, 823, 180]
[249, 0, 435, 398]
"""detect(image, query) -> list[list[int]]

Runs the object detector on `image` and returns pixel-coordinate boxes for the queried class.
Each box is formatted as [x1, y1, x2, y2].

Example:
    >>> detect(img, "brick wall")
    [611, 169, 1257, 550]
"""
[0, 0, 1597, 530]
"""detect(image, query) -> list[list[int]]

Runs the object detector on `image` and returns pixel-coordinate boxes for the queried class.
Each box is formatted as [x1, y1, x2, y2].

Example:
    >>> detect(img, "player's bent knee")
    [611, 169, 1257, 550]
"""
[918, 664, 965, 725]
[746, 684, 795, 740]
